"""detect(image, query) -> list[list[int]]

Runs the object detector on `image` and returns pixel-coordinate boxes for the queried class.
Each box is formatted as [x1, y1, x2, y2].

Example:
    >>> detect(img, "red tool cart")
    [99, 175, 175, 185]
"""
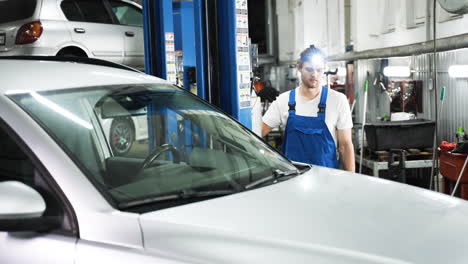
[440, 151, 468, 199]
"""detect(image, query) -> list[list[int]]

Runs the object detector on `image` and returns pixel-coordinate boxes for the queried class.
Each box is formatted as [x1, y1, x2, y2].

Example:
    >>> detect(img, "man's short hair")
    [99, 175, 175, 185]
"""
[297, 45, 326, 69]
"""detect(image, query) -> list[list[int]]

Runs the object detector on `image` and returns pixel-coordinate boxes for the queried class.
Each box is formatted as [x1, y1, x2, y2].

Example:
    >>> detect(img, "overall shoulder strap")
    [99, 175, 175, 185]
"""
[288, 89, 296, 114]
[318, 86, 328, 119]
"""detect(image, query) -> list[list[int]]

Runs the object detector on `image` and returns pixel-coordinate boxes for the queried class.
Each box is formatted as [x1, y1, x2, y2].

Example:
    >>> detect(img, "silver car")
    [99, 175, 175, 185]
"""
[0, 0, 144, 70]
[2, 57, 468, 264]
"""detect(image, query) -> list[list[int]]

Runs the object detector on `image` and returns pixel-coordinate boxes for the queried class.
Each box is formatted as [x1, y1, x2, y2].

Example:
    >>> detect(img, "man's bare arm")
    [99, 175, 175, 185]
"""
[337, 128, 355, 172]
[262, 122, 273, 137]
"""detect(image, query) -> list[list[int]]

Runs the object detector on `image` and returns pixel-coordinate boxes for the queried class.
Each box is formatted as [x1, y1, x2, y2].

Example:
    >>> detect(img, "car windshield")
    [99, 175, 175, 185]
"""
[8, 84, 299, 211]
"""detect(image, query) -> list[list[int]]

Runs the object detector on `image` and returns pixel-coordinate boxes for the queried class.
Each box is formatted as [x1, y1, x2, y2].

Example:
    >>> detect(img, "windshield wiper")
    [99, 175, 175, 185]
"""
[244, 169, 300, 190]
[118, 189, 236, 209]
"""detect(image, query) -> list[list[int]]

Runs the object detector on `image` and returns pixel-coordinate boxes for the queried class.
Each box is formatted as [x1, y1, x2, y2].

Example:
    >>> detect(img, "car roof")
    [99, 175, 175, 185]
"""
[0, 58, 166, 94]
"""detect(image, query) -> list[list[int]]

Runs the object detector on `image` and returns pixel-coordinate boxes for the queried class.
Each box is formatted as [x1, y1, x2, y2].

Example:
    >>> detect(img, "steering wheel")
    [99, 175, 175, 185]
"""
[139, 144, 181, 172]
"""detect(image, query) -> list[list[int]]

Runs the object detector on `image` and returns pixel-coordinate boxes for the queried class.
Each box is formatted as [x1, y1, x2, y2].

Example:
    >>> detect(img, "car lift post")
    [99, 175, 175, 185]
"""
[217, 0, 253, 129]
[142, 0, 253, 155]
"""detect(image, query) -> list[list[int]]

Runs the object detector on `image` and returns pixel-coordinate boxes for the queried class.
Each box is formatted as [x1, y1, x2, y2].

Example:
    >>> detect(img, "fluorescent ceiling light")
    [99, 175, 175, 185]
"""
[383, 66, 411, 77]
[448, 65, 468, 78]
[30, 92, 93, 130]
[337, 67, 346, 76]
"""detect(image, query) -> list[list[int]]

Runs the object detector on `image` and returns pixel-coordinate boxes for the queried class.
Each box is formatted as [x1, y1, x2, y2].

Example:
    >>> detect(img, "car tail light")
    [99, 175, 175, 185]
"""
[15, 21, 43, 45]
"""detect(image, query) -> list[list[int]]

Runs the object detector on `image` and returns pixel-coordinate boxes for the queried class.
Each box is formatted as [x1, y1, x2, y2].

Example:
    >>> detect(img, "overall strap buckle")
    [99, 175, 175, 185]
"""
[317, 87, 328, 117]
[289, 103, 296, 111]
[288, 89, 297, 113]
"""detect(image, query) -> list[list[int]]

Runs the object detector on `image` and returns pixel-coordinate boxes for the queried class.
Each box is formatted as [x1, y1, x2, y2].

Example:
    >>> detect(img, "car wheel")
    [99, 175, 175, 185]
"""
[110, 118, 135, 156]
[56, 47, 87, 58]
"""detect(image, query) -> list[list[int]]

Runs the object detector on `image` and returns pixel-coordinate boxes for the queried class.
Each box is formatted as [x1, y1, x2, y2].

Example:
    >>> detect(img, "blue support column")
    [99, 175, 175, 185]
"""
[166, 109, 178, 158]
[142, 0, 176, 151]
[142, 0, 174, 79]
[173, 1, 197, 93]
[193, 0, 207, 100]
[183, 119, 192, 153]
[217, 0, 252, 129]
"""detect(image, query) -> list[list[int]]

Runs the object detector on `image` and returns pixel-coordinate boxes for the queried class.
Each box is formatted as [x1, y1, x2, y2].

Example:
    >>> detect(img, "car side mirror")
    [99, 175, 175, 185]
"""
[0, 181, 58, 232]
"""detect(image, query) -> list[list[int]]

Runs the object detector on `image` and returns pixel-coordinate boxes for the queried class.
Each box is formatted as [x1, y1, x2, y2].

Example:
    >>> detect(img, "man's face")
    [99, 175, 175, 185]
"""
[299, 61, 324, 89]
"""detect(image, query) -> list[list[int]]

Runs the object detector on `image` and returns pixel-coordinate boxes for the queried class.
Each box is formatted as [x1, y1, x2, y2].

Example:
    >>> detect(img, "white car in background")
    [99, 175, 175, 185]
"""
[101, 114, 148, 156]
[0, 0, 145, 70]
[2, 57, 468, 264]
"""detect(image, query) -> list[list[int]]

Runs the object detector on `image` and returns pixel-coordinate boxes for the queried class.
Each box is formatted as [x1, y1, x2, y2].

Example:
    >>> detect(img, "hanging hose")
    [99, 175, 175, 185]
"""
[429, 87, 445, 190]
[359, 78, 369, 174]
[451, 155, 468, 196]
[350, 89, 359, 113]
[350, 99, 356, 113]
[429, 0, 440, 191]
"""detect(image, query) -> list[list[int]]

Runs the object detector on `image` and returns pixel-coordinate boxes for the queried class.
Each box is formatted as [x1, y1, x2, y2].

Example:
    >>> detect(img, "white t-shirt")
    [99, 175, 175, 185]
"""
[262, 87, 353, 146]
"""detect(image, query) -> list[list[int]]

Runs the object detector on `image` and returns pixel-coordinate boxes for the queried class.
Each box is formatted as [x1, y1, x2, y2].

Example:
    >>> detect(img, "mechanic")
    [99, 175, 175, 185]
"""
[261, 45, 355, 171]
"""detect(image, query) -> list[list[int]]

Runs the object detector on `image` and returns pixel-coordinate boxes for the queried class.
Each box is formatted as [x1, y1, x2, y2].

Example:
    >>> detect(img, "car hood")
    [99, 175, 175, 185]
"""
[139, 166, 468, 264]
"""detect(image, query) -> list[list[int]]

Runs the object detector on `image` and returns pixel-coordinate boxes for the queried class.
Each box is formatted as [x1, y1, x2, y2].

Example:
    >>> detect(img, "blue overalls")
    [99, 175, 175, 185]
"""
[282, 87, 338, 168]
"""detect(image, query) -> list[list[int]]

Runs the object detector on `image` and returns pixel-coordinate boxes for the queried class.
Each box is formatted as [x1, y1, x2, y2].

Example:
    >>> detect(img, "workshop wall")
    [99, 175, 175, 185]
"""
[432, 49, 468, 143]
[351, 0, 468, 52]
[276, 0, 345, 62]
[354, 48, 468, 143]
[278, 0, 468, 58]
[276, 0, 295, 62]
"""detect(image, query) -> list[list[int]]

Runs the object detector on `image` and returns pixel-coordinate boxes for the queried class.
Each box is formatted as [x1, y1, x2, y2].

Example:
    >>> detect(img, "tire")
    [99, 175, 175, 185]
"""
[56, 47, 87, 58]
[110, 118, 135, 156]
[59, 53, 79, 58]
